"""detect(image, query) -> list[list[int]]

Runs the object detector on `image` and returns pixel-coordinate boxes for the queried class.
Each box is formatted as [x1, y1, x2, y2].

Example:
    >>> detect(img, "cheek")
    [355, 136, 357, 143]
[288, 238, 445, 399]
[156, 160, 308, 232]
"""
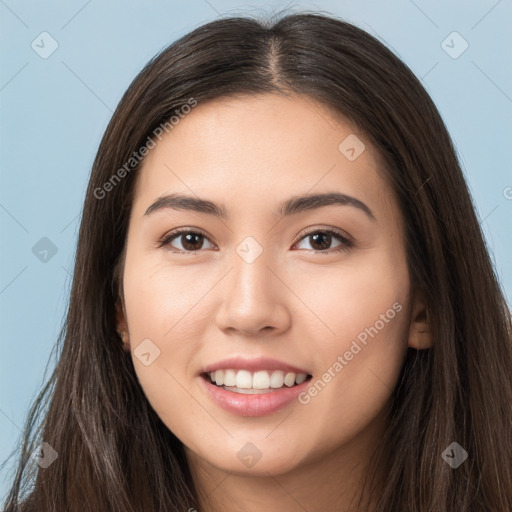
[122, 260, 211, 436]
[290, 247, 408, 353]
[292, 252, 410, 441]
[123, 254, 209, 343]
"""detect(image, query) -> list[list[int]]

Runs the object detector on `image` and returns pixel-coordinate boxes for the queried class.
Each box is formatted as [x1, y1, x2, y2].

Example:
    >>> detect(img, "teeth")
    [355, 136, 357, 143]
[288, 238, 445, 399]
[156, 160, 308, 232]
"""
[253, 370, 270, 389]
[295, 373, 307, 384]
[235, 370, 253, 389]
[207, 369, 309, 389]
[223, 369, 236, 387]
[284, 372, 295, 387]
[214, 370, 223, 386]
[270, 370, 284, 388]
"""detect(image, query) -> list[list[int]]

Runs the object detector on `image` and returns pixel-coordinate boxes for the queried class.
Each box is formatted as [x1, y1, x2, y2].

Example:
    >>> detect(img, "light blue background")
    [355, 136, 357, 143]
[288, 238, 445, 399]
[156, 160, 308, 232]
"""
[1, 0, 511, 501]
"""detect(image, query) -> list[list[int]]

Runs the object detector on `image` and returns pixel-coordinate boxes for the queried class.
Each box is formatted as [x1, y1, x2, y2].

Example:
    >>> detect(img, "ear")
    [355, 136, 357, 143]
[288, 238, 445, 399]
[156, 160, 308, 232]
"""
[115, 298, 131, 351]
[407, 289, 432, 350]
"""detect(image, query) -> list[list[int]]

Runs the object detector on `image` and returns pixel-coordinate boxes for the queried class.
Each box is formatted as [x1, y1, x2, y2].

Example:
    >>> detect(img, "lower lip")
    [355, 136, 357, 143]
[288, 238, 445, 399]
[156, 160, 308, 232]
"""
[199, 375, 312, 417]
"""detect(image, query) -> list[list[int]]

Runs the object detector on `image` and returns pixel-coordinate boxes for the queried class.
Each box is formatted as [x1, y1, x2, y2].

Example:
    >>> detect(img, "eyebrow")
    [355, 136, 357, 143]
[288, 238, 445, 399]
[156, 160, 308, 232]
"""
[144, 192, 376, 222]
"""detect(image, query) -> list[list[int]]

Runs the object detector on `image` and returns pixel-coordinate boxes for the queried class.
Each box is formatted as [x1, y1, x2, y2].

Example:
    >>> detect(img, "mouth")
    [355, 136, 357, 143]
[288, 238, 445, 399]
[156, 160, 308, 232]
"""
[198, 356, 314, 415]
[201, 369, 313, 394]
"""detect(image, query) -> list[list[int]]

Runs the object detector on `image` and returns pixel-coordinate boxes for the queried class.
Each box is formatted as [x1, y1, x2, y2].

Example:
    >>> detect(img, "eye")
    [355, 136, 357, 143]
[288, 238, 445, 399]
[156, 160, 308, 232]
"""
[293, 228, 354, 254]
[158, 228, 216, 253]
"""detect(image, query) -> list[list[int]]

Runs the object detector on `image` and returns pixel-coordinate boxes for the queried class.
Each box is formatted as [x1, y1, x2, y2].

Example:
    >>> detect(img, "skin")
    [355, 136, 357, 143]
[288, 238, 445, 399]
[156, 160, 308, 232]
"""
[116, 93, 432, 512]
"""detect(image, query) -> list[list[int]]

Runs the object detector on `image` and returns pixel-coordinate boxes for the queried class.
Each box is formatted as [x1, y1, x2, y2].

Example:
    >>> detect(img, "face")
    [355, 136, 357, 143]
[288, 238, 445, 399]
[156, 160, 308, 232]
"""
[117, 93, 425, 478]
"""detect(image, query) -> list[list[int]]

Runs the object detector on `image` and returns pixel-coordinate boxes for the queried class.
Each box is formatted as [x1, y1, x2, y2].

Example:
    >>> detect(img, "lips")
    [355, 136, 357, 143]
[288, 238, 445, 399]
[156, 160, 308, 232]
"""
[199, 372, 312, 416]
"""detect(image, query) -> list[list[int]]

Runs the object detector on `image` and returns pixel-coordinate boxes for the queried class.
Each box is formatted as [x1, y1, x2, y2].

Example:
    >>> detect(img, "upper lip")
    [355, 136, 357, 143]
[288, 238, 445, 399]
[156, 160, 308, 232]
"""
[201, 356, 311, 375]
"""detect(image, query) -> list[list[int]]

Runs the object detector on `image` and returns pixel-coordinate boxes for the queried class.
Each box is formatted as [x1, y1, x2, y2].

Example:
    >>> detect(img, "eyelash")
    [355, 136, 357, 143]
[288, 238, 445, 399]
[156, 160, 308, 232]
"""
[157, 227, 355, 255]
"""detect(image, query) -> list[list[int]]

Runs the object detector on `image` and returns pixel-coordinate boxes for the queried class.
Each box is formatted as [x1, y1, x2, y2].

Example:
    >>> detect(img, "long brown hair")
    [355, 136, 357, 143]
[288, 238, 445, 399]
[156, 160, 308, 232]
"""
[3, 10, 511, 512]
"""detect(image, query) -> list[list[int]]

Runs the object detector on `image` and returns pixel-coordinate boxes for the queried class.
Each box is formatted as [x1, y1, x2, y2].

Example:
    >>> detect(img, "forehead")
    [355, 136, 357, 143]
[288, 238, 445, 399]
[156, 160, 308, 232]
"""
[131, 94, 398, 223]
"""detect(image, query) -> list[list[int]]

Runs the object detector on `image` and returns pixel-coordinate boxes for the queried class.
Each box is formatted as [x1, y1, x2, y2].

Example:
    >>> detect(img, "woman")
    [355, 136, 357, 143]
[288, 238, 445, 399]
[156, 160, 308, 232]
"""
[3, 11, 511, 512]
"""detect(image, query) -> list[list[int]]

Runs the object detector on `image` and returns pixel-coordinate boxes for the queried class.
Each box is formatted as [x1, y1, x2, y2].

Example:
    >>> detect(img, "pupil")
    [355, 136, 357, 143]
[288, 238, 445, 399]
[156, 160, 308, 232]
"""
[311, 232, 331, 250]
[182, 233, 202, 251]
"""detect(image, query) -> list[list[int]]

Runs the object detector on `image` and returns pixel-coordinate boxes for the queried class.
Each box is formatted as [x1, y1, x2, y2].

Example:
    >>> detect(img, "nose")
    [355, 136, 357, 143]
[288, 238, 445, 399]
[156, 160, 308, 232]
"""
[215, 247, 291, 337]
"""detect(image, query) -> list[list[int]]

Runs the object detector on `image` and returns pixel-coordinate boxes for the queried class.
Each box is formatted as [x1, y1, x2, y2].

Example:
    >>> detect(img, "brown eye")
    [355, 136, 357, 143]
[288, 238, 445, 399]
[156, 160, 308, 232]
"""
[294, 229, 354, 254]
[160, 230, 215, 253]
